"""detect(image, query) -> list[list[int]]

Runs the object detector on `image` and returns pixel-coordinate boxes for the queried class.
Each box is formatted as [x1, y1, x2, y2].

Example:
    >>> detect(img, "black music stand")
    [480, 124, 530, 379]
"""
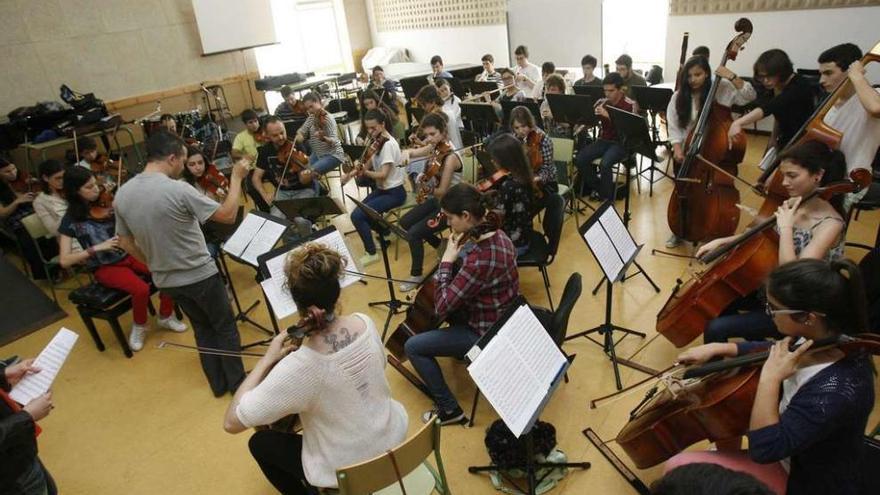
[436, 77, 467, 98]
[501, 100, 543, 129]
[466, 299, 590, 494]
[545, 94, 597, 128]
[573, 85, 605, 102]
[461, 102, 500, 139]
[581, 107, 661, 296]
[565, 202, 655, 390]
[346, 194, 412, 339]
[220, 210, 291, 341]
[629, 86, 674, 196]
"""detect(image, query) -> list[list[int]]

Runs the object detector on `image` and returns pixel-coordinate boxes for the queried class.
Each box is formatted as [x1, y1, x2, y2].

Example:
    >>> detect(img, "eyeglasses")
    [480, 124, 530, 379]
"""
[755, 74, 772, 81]
[764, 301, 826, 318]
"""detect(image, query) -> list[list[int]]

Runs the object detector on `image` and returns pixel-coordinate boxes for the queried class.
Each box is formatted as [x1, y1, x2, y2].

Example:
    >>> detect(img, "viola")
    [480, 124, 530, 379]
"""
[666, 18, 752, 244]
[754, 40, 880, 218]
[197, 163, 229, 200]
[656, 174, 868, 348]
[275, 139, 313, 186]
[525, 130, 543, 173]
[616, 333, 880, 469]
[416, 141, 453, 203]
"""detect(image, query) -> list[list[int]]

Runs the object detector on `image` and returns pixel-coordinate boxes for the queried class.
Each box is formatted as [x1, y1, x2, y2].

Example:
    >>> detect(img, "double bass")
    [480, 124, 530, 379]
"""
[616, 334, 880, 469]
[754, 40, 880, 218]
[666, 18, 752, 243]
[656, 176, 868, 348]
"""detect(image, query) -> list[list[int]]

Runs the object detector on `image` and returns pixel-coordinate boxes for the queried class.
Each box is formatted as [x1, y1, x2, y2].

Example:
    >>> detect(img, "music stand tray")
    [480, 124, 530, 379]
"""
[629, 86, 673, 115]
[545, 94, 597, 127]
[573, 85, 605, 102]
[274, 196, 345, 221]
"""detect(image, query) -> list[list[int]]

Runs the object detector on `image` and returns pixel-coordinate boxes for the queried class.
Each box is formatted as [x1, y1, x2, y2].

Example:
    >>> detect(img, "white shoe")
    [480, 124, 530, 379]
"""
[128, 324, 147, 352]
[399, 275, 423, 292]
[158, 315, 187, 333]
[359, 252, 380, 267]
[665, 234, 682, 249]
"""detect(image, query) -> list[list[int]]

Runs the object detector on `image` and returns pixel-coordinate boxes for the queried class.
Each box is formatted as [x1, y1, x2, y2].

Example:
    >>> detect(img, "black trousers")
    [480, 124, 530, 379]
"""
[249, 430, 317, 495]
[162, 273, 245, 396]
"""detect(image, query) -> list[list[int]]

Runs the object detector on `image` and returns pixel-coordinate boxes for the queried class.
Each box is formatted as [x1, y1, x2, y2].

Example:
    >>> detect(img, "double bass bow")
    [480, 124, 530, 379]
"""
[667, 18, 753, 244]
[656, 173, 869, 348]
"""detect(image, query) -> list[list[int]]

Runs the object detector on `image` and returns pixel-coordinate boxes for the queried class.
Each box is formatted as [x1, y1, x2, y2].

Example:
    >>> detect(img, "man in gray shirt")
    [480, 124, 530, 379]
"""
[116, 131, 249, 396]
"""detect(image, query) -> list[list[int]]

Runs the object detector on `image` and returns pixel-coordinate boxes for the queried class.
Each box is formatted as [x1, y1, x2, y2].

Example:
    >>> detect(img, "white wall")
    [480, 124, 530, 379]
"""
[365, 0, 508, 65]
[665, 7, 880, 82]
[507, 0, 602, 68]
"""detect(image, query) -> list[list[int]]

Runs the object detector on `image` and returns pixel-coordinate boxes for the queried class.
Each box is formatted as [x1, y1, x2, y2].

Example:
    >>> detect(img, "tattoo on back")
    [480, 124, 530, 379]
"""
[323, 327, 355, 352]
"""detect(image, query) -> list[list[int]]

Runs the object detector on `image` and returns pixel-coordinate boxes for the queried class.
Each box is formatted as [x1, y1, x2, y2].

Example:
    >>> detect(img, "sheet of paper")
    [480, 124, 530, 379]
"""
[9, 328, 79, 404]
[222, 213, 265, 258]
[311, 229, 362, 287]
[241, 220, 287, 266]
[468, 336, 545, 437]
[260, 278, 297, 320]
[583, 224, 623, 281]
[502, 305, 567, 388]
[599, 207, 637, 263]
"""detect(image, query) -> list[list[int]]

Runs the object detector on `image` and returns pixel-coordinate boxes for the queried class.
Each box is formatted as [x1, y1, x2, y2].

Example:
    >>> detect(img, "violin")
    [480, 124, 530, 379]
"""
[417, 141, 453, 203]
[89, 154, 127, 222]
[616, 333, 880, 469]
[656, 174, 868, 348]
[275, 139, 313, 186]
[666, 18, 752, 244]
[754, 40, 880, 218]
[197, 163, 229, 200]
[525, 130, 543, 173]
[476, 169, 510, 193]
[9, 168, 42, 194]
[89, 154, 127, 183]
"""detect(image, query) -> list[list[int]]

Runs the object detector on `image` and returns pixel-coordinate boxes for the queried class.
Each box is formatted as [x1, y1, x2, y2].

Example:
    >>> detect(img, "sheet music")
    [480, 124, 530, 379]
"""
[583, 224, 623, 281]
[9, 328, 78, 404]
[468, 306, 567, 437]
[503, 305, 568, 387]
[310, 229, 362, 287]
[241, 220, 287, 266]
[599, 207, 637, 263]
[222, 213, 265, 259]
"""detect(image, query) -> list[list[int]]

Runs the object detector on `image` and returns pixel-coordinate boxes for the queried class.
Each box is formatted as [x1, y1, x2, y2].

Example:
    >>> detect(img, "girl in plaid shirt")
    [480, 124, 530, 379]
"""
[405, 183, 519, 425]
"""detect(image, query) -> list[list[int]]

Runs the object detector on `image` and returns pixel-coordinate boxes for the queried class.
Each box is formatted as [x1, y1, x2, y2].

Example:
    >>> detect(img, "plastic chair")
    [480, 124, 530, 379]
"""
[19, 214, 80, 303]
[517, 194, 565, 310]
[550, 137, 576, 220]
[334, 417, 451, 495]
[551, 273, 582, 382]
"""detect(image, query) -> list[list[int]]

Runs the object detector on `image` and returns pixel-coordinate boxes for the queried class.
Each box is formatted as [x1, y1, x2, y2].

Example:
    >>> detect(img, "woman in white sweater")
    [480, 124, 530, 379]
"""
[664, 55, 756, 248]
[223, 243, 407, 494]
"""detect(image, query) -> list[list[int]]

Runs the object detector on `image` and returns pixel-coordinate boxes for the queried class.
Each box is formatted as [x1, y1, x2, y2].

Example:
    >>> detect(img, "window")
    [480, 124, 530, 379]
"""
[602, 0, 668, 80]
[255, 0, 352, 110]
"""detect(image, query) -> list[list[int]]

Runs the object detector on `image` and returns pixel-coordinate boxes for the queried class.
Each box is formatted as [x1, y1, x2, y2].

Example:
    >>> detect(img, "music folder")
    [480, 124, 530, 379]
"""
[465, 297, 569, 437]
[577, 201, 641, 283]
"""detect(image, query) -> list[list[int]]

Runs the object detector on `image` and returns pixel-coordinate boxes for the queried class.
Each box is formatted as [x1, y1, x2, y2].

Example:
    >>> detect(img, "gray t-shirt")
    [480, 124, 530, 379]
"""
[115, 172, 219, 288]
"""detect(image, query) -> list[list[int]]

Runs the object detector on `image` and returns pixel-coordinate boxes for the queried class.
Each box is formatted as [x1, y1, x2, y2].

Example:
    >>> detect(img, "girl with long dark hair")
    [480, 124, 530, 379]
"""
[486, 133, 538, 254]
[58, 167, 186, 351]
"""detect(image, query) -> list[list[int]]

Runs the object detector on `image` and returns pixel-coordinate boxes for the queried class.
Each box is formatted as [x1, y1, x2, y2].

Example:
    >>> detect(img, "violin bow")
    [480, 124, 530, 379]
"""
[157, 340, 266, 358]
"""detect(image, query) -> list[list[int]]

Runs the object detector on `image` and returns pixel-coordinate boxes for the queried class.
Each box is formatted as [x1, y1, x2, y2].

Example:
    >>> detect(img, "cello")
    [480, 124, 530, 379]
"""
[753, 40, 880, 218]
[666, 18, 752, 243]
[616, 333, 880, 469]
[656, 174, 869, 348]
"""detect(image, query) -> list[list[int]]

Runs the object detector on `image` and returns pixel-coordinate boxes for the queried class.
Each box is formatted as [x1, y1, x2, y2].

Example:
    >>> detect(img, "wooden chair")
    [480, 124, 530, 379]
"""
[333, 417, 451, 495]
[19, 213, 84, 302]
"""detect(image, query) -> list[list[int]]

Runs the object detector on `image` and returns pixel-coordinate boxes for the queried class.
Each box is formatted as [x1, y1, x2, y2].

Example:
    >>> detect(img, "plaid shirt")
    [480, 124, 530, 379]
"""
[537, 130, 556, 186]
[434, 230, 520, 334]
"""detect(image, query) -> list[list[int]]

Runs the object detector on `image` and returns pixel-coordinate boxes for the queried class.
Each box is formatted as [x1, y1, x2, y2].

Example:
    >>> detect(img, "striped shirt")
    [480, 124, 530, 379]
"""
[298, 111, 345, 162]
[434, 230, 519, 334]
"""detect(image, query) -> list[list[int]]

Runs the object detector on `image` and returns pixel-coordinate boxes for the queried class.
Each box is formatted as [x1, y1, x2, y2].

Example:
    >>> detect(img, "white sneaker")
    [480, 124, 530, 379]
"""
[128, 324, 147, 352]
[158, 315, 188, 333]
[399, 275, 423, 292]
[359, 252, 380, 267]
[665, 234, 682, 249]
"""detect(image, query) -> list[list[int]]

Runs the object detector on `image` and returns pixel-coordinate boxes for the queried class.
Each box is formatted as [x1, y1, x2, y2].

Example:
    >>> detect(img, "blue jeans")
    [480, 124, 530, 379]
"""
[351, 186, 406, 254]
[574, 139, 626, 199]
[399, 198, 444, 277]
[703, 294, 782, 344]
[309, 153, 341, 194]
[404, 325, 480, 413]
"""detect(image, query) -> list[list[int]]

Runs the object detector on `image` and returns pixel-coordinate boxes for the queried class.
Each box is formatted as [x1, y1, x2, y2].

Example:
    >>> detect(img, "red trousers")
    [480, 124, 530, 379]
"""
[94, 255, 173, 324]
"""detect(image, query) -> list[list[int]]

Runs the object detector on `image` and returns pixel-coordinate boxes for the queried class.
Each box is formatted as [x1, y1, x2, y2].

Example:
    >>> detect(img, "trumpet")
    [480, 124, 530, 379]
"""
[462, 83, 516, 103]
